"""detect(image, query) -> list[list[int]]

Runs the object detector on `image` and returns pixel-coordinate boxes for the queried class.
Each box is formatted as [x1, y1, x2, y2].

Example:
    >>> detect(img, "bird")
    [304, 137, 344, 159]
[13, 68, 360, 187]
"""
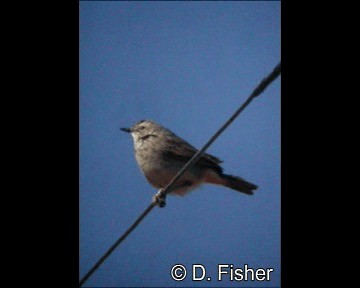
[120, 120, 257, 206]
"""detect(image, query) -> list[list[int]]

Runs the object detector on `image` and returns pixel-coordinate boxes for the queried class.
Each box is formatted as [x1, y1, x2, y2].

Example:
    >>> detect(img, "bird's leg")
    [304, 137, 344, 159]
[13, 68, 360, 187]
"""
[152, 188, 167, 208]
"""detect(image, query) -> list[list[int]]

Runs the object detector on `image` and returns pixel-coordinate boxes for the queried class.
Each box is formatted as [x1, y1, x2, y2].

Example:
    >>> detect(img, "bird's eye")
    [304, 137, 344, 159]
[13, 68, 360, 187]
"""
[139, 126, 145, 130]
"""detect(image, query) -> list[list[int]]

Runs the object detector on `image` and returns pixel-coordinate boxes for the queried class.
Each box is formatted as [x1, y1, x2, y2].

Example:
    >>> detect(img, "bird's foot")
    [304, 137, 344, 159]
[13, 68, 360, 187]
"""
[152, 189, 167, 208]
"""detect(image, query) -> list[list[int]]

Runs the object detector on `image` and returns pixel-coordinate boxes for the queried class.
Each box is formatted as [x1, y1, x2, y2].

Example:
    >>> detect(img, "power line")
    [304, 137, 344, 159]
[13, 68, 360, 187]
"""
[79, 62, 281, 286]
[79, 203, 156, 286]
[158, 62, 281, 201]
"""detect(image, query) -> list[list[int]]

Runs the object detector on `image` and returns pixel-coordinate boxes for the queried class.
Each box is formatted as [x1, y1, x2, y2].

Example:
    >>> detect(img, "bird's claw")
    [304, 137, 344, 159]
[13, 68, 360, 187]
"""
[153, 189, 167, 208]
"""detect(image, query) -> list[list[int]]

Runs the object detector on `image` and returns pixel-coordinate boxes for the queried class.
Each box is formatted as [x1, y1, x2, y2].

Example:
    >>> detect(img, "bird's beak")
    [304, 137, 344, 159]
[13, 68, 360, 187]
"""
[120, 127, 132, 133]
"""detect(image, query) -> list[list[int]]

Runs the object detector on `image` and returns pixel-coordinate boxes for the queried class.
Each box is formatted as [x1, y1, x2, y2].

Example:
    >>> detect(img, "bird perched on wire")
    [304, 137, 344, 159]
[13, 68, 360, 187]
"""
[120, 120, 257, 207]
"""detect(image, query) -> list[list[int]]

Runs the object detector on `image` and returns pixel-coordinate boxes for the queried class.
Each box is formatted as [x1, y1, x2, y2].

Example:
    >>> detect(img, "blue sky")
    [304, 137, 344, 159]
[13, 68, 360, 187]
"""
[80, 1, 280, 287]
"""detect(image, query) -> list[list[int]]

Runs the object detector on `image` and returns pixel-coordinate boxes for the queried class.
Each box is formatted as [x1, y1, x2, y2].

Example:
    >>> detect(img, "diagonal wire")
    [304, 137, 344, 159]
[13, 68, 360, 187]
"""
[79, 203, 156, 286]
[159, 62, 281, 197]
[79, 62, 281, 287]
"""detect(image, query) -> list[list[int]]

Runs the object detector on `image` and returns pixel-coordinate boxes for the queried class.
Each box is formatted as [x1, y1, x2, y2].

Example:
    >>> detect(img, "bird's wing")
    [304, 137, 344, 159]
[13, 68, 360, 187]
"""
[162, 137, 223, 173]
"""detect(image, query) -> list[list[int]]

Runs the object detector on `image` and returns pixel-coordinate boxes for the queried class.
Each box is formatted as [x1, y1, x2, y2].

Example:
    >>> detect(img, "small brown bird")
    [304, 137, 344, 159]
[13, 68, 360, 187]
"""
[121, 120, 257, 203]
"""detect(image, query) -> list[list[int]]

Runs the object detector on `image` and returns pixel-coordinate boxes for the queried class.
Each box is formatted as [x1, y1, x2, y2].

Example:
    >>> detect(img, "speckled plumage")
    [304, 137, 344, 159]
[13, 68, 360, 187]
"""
[121, 120, 258, 196]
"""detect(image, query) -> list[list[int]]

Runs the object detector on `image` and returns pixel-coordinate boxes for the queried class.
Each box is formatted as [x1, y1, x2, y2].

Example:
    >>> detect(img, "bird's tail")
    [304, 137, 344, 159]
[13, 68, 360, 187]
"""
[221, 174, 258, 195]
[205, 170, 258, 195]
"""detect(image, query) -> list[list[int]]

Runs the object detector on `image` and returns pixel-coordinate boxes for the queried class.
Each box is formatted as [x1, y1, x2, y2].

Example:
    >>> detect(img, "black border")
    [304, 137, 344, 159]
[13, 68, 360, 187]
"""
[59, 2, 80, 287]
[31, 2, 80, 287]
[281, 1, 317, 286]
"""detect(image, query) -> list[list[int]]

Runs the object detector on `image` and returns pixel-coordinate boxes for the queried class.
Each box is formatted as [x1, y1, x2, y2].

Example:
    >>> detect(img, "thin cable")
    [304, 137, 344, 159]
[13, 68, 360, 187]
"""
[79, 202, 156, 286]
[160, 62, 281, 197]
[79, 62, 281, 286]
